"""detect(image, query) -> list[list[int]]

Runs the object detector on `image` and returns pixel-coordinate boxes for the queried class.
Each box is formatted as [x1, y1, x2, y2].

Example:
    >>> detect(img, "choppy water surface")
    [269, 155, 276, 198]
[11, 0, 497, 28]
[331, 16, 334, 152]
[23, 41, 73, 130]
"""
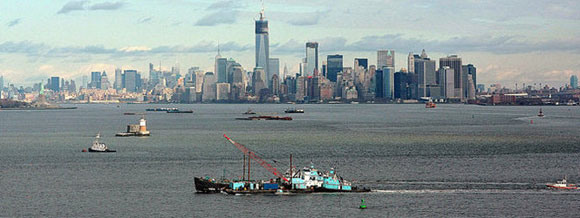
[1, 104, 579, 217]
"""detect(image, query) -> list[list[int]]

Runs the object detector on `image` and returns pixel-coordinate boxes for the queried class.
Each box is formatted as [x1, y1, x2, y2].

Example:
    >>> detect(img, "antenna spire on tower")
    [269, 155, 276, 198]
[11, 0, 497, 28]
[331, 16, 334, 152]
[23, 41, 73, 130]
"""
[260, 0, 265, 19]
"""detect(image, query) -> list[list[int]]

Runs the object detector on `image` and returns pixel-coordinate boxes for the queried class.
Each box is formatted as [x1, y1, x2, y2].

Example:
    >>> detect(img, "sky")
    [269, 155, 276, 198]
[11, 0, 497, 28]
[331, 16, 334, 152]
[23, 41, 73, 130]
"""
[1, 0, 579, 88]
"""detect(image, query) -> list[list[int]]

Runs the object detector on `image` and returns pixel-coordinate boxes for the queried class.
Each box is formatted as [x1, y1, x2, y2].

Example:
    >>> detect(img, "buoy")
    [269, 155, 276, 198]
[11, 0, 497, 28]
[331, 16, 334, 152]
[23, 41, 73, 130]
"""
[359, 198, 367, 209]
[82, 149, 87, 152]
[530, 120, 533, 124]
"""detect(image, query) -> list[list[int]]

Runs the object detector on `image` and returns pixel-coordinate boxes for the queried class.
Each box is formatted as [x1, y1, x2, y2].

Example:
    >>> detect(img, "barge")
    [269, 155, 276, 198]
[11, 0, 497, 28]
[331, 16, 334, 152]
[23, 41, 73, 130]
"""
[194, 135, 370, 194]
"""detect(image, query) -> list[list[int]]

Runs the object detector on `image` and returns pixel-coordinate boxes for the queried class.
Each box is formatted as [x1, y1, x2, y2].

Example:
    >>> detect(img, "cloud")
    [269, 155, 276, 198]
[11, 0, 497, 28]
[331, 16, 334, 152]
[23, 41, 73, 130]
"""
[0, 40, 250, 58]
[195, 10, 238, 26]
[57, 1, 125, 14]
[57, 0, 88, 14]
[138, 17, 152, 24]
[7, 18, 22, 28]
[88, 1, 125, 11]
[194, 0, 240, 26]
[286, 11, 327, 26]
[118, 46, 152, 52]
[207, 0, 239, 10]
[273, 34, 580, 55]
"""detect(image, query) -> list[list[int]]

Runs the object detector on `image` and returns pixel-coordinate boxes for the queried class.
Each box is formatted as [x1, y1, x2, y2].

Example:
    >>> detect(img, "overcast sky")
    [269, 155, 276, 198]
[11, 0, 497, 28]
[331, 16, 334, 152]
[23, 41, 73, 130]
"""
[1, 0, 579, 88]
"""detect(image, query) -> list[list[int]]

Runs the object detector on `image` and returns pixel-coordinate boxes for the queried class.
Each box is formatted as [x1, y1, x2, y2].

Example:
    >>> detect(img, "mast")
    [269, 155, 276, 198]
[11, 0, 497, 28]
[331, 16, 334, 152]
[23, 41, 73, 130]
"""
[248, 152, 251, 181]
[290, 154, 293, 189]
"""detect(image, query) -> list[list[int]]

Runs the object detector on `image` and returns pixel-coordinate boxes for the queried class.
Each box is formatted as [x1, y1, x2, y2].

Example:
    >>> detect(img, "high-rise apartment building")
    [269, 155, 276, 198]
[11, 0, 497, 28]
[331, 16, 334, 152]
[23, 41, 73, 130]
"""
[571, 75, 579, 89]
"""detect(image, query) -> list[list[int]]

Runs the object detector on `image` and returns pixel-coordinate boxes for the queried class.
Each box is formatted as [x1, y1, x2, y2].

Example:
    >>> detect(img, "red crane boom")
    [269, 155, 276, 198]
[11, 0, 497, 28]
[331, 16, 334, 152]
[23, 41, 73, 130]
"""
[223, 134, 289, 182]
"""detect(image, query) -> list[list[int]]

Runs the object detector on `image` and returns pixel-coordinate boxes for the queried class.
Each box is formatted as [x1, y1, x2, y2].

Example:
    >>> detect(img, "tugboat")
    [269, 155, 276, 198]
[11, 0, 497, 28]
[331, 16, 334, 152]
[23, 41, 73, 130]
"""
[285, 108, 304, 113]
[425, 101, 436, 108]
[88, 134, 115, 152]
[546, 176, 577, 190]
[537, 108, 545, 117]
[194, 177, 229, 193]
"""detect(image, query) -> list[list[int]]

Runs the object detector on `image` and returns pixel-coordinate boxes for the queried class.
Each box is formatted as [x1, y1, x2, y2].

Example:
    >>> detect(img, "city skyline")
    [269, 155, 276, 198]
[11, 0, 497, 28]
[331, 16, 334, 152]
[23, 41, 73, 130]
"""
[1, 0, 580, 87]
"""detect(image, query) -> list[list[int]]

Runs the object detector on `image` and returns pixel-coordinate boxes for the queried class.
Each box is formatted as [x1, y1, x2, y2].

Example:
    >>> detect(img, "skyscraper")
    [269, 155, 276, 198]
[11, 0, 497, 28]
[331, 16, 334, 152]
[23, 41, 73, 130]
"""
[216, 57, 228, 83]
[407, 52, 415, 73]
[268, 58, 280, 83]
[414, 51, 436, 98]
[440, 55, 463, 99]
[305, 42, 319, 76]
[381, 67, 395, 99]
[255, 5, 269, 78]
[462, 64, 476, 97]
[327, 54, 343, 82]
[101, 71, 111, 90]
[123, 70, 137, 92]
[354, 58, 368, 70]
[377, 50, 395, 69]
[114, 68, 123, 90]
[440, 66, 454, 98]
[0, 75, 4, 95]
[50, 77, 60, 92]
[570, 75, 578, 89]
[202, 72, 217, 102]
[90, 71, 102, 89]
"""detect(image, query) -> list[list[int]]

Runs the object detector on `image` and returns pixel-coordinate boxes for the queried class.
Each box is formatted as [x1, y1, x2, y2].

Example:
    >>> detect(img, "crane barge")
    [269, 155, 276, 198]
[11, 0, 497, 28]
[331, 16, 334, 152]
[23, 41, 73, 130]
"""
[193, 135, 370, 194]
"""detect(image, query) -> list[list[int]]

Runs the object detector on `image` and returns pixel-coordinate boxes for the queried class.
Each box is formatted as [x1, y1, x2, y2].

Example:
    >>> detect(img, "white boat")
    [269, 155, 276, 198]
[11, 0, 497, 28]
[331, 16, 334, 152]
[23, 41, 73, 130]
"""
[88, 134, 115, 152]
[546, 177, 577, 190]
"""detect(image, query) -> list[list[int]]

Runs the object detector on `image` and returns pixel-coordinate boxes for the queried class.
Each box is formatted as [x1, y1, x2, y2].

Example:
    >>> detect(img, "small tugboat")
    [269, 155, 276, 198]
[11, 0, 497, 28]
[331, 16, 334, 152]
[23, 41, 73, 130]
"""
[194, 177, 230, 193]
[87, 134, 115, 152]
[243, 108, 256, 115]
[537, 108, 545, 117]
[425, 101, 436, 108]
[546, 177, 577, 190]
[285, 108, 304, 113]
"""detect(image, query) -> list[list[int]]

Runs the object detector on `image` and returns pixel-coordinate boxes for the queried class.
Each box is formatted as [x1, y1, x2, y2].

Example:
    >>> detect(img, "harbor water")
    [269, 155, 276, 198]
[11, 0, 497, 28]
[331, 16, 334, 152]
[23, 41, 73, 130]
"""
[1, 104, 579, 217]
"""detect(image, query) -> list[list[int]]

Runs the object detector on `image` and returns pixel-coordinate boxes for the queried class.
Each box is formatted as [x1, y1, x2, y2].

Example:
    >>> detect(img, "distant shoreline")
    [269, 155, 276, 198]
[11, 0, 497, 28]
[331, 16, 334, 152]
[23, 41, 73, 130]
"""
[0, 107, 77, 111]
